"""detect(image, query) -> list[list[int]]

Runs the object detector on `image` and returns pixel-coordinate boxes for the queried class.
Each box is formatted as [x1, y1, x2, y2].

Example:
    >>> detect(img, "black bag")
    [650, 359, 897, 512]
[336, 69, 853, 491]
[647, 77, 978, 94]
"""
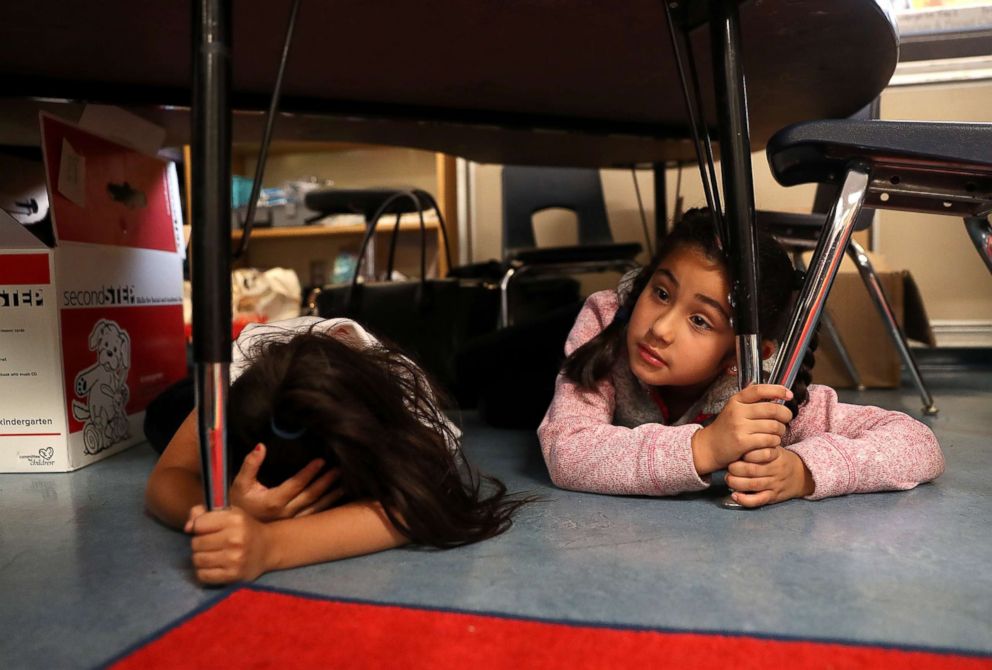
[456, 300, 583, 429]
[143, 375, 194, 453]
[314, 191, 498, 399]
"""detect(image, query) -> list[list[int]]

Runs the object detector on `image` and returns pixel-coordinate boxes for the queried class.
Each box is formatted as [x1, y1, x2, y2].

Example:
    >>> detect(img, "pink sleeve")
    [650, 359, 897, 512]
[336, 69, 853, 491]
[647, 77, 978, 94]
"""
[785, 385, 945, 500]
[537, 291, 709, 496]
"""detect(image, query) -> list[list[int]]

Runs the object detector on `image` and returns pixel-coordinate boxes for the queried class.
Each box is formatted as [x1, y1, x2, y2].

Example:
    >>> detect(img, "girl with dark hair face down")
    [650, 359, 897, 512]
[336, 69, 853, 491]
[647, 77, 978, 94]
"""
[540, 209, 944, 507]
[146, 318, 529, 585]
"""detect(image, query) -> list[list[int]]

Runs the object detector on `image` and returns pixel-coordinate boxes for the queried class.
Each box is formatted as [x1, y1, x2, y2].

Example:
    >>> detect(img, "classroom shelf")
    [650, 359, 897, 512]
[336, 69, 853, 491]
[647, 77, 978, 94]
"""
[231, 219, 440, 241]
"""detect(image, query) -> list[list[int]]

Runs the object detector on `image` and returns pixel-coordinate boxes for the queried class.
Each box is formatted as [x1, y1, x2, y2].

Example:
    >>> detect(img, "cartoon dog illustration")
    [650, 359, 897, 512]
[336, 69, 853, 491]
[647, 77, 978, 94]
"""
[71, 319, 131, 454]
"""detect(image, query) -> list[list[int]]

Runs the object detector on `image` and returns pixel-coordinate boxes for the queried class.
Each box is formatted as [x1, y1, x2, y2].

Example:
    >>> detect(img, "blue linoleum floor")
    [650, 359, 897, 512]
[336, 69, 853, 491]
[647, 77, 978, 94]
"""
[1, 368, 990, 668]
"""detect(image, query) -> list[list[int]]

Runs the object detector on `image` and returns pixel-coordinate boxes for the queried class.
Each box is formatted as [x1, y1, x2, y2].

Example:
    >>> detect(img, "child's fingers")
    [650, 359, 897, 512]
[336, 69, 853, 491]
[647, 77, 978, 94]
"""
[272, 458, 326, 500]
[732, 489, 775, 508]
[744, 433, 782, 450]
[727, 460, 766, 477]
[736, 384, 793, 405]
[189, 509, 241, 535]
[747, 419, 787, 437]
[725, 473, 775, 493]
[742, 447, 780, 464]
[184, 504, 208, 533]
[741, 402, 794, 424]
[295, 486, 346, 517]
[234, 444, 266, 484]
[286, 468, 341, 515]
[191, 548, 230, 569]
[191, 531, 230, 553]
[195, 567, 236, 586]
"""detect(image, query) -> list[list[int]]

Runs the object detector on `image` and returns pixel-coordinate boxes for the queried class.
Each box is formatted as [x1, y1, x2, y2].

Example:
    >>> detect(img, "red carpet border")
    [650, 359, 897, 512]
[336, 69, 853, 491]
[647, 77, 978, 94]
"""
[111, 587, 992, 669]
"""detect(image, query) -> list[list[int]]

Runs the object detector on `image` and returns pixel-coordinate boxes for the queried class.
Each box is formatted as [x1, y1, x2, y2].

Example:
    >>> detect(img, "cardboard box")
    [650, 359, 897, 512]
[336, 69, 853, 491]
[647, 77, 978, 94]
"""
[811, 253, 935, 389]
[0, 114, 187, 472]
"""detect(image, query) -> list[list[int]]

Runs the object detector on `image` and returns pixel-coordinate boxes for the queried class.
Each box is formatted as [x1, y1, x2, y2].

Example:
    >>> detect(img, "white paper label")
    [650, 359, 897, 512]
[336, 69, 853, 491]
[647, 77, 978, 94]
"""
[57, 139, 86, 208]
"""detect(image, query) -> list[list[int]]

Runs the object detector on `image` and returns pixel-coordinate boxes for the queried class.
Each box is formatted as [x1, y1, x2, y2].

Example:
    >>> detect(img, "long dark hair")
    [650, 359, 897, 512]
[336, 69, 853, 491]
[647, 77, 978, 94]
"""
[227, 328, 529, 548]
[563, 208, 817, 417]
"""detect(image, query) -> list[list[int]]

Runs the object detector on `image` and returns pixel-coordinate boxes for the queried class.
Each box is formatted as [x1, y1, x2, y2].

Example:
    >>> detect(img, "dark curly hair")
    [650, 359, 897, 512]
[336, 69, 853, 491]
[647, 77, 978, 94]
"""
[227, 327, 531, 548]
[562, 208, 816, 418]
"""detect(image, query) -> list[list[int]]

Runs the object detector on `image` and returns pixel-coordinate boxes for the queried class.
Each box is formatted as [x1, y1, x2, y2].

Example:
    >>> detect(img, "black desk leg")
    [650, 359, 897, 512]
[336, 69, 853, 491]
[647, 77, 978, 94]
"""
[653, 162, 667, 247]
[191, 0, 232, 510]
[709, 0, 761, 390]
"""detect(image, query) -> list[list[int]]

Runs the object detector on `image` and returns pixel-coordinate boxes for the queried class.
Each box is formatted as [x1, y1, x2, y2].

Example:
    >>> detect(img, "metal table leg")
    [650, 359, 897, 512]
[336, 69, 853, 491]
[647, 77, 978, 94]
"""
[653, 162, 667, 246]
[709, 0, 761, 391]
[191, 0, 232, 510]
[708, 0, 760, 510]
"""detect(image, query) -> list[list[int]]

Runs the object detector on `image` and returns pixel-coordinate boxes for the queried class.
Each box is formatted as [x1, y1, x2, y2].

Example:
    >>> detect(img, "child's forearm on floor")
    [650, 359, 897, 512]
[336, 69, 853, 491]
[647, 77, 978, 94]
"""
[145, 466, 204, 529]
[262, 500, 409, 572]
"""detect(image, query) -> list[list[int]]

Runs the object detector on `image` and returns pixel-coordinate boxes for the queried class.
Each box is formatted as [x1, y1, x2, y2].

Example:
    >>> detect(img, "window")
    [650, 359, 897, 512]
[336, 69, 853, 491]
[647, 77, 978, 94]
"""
[889, 0, 992, 83]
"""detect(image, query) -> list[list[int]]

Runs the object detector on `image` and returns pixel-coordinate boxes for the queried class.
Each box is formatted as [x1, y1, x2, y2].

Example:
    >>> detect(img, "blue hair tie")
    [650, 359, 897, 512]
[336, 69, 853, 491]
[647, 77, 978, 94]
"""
[270, 416, 306, 440]
[613, 305, 632, 324]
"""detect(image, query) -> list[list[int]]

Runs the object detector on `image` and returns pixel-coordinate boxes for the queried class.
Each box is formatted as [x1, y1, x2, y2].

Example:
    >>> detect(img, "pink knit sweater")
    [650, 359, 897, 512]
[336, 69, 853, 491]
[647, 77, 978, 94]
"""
[538, 290, 945, 500]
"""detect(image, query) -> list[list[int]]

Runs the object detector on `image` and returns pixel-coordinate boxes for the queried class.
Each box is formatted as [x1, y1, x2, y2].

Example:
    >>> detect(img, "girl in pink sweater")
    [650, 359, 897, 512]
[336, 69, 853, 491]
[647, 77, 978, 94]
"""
[538, 209, 943, 507]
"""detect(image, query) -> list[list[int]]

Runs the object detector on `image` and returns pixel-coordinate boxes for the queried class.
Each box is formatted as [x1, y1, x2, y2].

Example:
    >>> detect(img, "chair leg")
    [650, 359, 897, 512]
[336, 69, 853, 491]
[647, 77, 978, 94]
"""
[771, 167, 870, 390]
[847, 238, 938, 416]
[964, 215, 992, 275]
[792, 252, 864, 390]
[820, 309, 866, 391]
[499, 266, 518, 328]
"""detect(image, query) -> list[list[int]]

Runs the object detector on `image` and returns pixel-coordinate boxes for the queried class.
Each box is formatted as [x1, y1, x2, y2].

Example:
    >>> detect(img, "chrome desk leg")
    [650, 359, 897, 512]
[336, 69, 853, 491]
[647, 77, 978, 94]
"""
[770, 167, 870, 391]
[196, 363, 230, 510]
[847, 239, 937, 415]
[964, 215, 992, 275]
[793, 252, 864, 390]
[192, 0, 232, 509]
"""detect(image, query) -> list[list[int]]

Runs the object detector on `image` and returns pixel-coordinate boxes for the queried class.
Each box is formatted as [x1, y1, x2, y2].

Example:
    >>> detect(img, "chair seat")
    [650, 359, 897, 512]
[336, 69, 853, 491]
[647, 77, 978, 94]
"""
[767, 120, 992, 217]
[769, 120, 992, 185]
[509, 242, 642, 266]
[756, 210, 873, 243]
[304, 187, 433, 219]
[756, 210, 824, 236]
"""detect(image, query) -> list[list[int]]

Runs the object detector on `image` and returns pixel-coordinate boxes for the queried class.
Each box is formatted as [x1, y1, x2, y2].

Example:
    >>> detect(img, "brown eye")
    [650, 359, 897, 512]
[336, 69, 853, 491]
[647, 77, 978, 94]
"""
[690, 315, 712, 330]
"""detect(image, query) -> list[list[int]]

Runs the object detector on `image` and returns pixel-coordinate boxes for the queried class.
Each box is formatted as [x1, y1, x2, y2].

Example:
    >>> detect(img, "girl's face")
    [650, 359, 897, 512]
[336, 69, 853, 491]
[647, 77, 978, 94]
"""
[626, 245, 735, 393]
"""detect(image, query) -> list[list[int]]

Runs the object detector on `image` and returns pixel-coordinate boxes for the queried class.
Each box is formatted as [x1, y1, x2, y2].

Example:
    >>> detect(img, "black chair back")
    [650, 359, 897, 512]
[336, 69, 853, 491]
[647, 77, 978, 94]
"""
[501, 166, 613, 256]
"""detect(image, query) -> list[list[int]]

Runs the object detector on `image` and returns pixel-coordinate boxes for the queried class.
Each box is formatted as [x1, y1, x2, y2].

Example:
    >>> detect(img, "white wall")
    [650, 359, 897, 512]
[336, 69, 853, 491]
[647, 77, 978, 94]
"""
[877, 80, 992, 344]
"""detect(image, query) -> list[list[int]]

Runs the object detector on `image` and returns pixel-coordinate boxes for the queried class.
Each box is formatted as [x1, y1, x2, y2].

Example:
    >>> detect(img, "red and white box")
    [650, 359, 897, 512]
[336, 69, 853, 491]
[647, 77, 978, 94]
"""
[0, 113, 187, 472]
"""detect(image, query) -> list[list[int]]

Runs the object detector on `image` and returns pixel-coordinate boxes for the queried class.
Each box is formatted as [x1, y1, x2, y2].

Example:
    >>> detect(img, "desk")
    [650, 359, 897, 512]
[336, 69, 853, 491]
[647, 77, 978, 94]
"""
[1, 1, 899, 504]
[0, 1, 897, 166]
